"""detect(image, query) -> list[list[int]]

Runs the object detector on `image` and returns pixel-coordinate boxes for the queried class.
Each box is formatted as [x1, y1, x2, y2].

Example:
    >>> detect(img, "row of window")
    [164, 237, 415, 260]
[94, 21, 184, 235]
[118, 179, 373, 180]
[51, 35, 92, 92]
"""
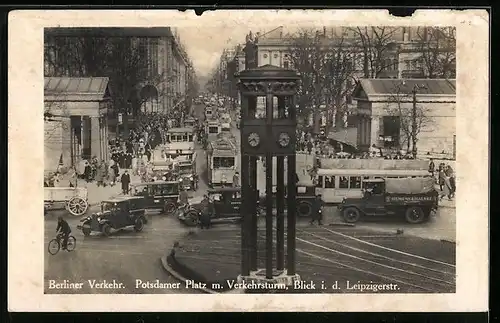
[212, 157, 235, 168]
[168, 134, 194, 142]
[316, 175, 414, 189]
[316, 176, 364, 189]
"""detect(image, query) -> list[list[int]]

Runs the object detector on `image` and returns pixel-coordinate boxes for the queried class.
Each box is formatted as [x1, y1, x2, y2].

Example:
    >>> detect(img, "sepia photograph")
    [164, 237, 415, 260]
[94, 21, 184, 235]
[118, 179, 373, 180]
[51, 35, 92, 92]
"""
[8, 10, 488, 312]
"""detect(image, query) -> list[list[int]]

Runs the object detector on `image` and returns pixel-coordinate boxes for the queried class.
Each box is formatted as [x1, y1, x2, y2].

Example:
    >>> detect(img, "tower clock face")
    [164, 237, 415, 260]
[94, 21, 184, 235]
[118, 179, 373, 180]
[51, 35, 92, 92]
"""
[247, 132, 261, 147]
[278, 132, 291, 147]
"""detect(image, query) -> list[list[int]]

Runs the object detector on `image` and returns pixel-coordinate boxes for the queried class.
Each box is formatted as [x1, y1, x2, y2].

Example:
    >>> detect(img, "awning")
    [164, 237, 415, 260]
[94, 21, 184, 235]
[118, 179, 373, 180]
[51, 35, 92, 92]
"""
[327, 127, 358, 148]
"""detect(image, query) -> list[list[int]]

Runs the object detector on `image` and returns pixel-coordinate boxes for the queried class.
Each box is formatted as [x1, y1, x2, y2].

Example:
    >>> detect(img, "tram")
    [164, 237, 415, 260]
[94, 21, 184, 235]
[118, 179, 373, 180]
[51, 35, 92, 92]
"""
[207, 133, 238, 187]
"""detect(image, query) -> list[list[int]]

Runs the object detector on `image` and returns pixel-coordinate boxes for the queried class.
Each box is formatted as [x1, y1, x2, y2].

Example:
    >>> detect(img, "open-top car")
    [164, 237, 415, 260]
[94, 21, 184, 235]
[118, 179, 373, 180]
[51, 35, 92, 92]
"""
[177, 187, 242, 227]
[131, 181, 180, 215]
[76, 196, 147, 237]
[337, 177, 439, 224]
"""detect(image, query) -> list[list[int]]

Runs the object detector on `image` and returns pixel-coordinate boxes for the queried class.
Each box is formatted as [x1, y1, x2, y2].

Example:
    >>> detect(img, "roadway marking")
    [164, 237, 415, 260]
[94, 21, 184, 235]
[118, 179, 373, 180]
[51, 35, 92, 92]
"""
[321, 227, 456, 268]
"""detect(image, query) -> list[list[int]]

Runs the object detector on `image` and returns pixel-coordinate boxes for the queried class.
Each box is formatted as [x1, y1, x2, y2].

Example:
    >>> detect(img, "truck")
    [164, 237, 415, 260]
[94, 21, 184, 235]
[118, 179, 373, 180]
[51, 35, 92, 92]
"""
[337, 177, 439, 224]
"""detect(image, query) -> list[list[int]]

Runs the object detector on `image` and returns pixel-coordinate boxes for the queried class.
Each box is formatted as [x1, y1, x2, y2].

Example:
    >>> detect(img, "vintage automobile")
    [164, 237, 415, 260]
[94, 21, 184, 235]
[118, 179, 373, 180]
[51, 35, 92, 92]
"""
[76, 196, 148, 237]
[173, 155, 198, 191]
[178, 184, 319, 227]
[177, 187, 243, 227]
[183, 116, 197, 129]
[256, 184, 319, 218]
[131, 180, 180, 215]
[337, 177, 439, 224]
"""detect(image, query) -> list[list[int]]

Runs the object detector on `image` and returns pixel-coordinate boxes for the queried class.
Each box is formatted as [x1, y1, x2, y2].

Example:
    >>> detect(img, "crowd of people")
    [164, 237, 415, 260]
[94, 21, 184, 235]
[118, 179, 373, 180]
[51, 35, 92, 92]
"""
[296, 129, 434, 160]
[429, 159, 456, 201]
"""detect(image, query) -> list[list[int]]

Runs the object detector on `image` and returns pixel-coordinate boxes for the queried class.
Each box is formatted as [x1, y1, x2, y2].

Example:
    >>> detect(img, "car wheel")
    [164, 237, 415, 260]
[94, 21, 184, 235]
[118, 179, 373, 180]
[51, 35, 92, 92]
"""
[82, 227, 91, 236]
[342, 207, 361, 223]
[297, 201, 313, 217]
[101, 223, 111, 237]
[163, 202, 177, 215]
[184, 210, 200, 227]
[134, 217, 145, 232]
[405, 206, 426, 224]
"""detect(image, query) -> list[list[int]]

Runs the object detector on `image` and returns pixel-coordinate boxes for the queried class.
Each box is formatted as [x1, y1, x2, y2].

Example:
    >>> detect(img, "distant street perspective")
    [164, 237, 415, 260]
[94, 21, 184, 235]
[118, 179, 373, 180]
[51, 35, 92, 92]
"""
[44, 26, 456, 294]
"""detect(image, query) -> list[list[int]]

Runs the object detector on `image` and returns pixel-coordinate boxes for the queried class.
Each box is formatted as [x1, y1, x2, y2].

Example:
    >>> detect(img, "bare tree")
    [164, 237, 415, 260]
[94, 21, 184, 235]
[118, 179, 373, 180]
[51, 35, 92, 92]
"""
[413, 27, 456, 79]
[322, 35, 356, 129]
[349, 26, 400, 78]
[288, 29, 330, 133]
[386, 82, 433, 157]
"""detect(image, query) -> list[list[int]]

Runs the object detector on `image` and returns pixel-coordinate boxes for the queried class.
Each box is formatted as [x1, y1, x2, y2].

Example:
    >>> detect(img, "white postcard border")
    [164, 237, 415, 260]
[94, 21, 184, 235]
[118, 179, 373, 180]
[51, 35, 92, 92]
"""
[7, 9, 489, 312]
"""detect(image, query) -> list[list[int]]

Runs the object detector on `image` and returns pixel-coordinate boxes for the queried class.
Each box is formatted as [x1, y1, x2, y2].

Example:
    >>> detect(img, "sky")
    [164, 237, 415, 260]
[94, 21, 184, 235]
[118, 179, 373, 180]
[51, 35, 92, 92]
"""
[176, 26, 268, 79]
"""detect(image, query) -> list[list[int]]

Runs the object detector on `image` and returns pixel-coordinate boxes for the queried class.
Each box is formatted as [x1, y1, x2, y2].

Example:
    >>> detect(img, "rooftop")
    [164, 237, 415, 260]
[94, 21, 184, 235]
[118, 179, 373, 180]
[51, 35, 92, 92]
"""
[354, 78, 456, 98]
[44, 77, 111, 101]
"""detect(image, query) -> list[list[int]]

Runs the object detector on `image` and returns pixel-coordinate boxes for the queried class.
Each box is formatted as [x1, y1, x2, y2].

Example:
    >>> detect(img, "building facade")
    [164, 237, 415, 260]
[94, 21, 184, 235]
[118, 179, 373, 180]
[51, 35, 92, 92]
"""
[352, 78, 456, 158]
[44, 28, 196, 128]
[44, 77, 112, 171]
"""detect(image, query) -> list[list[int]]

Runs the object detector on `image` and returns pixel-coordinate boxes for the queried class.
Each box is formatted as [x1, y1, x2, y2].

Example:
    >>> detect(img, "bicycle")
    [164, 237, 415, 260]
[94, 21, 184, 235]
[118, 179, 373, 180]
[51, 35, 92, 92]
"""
[48, 233, 76, 255]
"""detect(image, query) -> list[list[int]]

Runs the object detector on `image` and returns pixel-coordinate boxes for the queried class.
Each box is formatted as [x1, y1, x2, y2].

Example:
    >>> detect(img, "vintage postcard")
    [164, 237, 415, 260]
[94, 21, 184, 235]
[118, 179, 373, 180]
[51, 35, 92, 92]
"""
[8, 9, 488, 312]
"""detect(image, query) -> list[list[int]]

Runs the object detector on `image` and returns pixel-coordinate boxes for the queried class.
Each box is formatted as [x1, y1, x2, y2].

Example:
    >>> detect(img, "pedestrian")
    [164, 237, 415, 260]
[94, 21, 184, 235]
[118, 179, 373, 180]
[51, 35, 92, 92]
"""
[232, 171, 240, 187]
[68, 166, 77, 188]
[108, 162, 116, 186]
[439, 175, 452, 201]
[199, 194, 212, 229]
[445, 165, 456, 197]
[307, 141, 313, 155]
[84, 160, 92, 182]
[178, 187, 189, 206]
[428, 158, 435, 177]
[310, 194, 324, 225]
[95, 161, 105, 187]
[438, 164, 446, 191]
[121, 170, 131, 195]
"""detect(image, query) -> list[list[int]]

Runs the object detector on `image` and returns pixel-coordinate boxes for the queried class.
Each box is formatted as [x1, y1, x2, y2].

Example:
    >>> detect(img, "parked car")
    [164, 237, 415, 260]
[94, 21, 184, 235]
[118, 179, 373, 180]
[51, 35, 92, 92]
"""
[130, 181, 180, 215]
[76, 196, 147, 237]
[337, 177, 439, 224]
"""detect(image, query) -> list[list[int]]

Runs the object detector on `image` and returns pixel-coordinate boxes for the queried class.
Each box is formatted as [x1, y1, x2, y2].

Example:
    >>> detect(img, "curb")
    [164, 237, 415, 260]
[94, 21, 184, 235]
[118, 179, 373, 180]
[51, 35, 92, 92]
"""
[160, 255, 219, 294]
[328, 222, 356, 227]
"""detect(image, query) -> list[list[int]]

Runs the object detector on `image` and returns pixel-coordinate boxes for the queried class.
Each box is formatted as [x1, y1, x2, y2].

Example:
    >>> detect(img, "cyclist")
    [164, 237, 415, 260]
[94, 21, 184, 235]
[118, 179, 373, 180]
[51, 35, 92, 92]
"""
[56, 216, 71, 250]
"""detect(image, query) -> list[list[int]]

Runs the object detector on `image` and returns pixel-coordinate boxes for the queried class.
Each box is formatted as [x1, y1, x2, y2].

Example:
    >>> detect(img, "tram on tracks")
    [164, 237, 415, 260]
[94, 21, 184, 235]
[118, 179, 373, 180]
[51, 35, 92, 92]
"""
[162, 127, 196, 160]
[206, 132, 238, 187]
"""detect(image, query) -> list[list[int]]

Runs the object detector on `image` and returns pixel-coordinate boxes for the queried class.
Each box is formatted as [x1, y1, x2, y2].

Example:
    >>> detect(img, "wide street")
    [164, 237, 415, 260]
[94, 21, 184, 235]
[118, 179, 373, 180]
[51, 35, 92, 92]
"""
[44, 102, 455, 294]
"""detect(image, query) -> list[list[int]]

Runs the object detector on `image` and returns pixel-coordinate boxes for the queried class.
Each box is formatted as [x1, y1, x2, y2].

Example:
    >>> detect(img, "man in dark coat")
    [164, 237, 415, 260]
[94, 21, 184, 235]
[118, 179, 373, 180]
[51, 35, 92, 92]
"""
[56, 216, 71, 250]
[309, 194, 324, 225]
[121, 170, 131, 195]
[199, 194, 212, 229]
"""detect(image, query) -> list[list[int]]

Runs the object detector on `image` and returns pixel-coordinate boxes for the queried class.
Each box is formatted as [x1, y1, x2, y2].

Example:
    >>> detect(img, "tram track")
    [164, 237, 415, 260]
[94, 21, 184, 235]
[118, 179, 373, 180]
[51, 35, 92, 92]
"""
[294, 227, 455, 293]
[170, 223, 455, 293]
